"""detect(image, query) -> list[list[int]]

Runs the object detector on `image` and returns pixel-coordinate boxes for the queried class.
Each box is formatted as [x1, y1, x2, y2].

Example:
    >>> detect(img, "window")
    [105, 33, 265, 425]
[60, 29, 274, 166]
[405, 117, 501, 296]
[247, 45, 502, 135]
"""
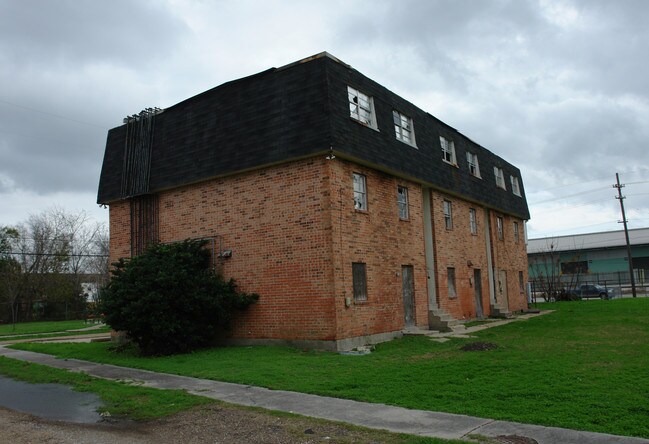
[440, 136, 456, 165]
[494, 167, 506, 190]
[469, 208, 477, 235]
[513, 221, 520, 243]
[397, 186, 409, 220]
[353, 173, 367, 211]
[519, 271, 525, 294]
[443, 200, 453, 230]
[130, 194, 159, 256]
[561, 261, 589, 274]
[466, 152, 480, 177]
[348, 86, 377, 129]
[447, 267, 457, 298]
[393, 110, 416, 146]
[352, 262, 367, 301]
[496, 216, 504, 240]
[511, 175, 521, 196]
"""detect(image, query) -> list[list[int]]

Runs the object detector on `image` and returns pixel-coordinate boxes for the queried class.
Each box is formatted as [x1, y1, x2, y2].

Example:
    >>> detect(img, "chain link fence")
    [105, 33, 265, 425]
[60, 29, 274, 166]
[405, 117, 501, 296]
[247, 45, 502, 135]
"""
[530, 269, 648, 302]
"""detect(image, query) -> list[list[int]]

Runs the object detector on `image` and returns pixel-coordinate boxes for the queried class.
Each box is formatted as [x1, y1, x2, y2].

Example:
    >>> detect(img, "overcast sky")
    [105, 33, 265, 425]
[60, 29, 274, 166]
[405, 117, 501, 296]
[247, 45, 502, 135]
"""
[1, 0, 647, 239]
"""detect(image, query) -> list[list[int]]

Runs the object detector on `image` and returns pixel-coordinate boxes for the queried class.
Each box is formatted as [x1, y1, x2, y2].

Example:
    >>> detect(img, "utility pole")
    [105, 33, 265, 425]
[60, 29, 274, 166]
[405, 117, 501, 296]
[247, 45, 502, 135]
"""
[614, 173, 637, 298]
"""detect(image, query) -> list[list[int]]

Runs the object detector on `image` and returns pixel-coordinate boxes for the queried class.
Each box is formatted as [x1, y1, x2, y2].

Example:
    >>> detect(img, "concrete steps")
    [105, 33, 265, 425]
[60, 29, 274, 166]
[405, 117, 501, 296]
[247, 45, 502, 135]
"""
[490, 303, 512, 319]
[428, 309, 465, 332]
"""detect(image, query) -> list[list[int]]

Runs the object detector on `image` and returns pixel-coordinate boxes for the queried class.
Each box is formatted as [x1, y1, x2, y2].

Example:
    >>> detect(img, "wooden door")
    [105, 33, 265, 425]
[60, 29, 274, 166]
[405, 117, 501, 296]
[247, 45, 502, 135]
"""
[402, 266, 415, 327]
[474, 269, 484, 319]
[498, 269, 509, 311]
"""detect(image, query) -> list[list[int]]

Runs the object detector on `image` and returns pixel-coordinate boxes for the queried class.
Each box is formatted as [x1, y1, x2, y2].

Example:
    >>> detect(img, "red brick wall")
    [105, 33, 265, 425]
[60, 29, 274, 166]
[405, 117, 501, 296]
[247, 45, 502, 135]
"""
[430, 193, 491, 320]
[108, 202, 130, 264]
[490, 211, 529, 312]
[109, 158, 337, 341]
[106, 156, 529, 344]
[158, 158, 337, 341]
[327, 160, 429, 338]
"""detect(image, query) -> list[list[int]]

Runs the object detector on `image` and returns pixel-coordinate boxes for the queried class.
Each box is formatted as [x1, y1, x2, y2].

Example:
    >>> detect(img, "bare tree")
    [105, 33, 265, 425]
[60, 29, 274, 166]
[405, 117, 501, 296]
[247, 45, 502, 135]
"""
[2, 208, 109, 322]
[529, 238, 584, 302]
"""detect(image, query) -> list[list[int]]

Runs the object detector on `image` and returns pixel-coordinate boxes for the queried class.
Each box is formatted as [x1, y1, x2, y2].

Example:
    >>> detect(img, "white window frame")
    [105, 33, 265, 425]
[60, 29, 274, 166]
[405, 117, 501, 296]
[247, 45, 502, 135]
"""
[353, 173, 367, 211]
[440, 136, 457, 166]
[348, 86, 377, 129]
[443, 200, 453, 230]
[494, 167, 506, 190]
[466, 152, 481, 177]
[393, 110, 416, 147]
[511, 175, 521, 196]
[469, 208, 477, 235]
[497, 216, 504, 240]
[397, 186, 409, 220]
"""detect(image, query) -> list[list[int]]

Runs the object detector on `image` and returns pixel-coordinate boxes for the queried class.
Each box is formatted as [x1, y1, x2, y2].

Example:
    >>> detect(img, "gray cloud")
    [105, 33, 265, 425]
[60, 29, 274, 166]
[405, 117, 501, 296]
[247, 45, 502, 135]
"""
[0, 0, 189, 68]
[0, 0, 647, 236]
[0, 0, 190, 197]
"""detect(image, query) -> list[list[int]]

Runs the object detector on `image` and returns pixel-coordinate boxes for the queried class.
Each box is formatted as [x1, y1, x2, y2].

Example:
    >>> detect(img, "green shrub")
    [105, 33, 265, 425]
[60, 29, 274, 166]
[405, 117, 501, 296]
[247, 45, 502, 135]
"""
[100, 240, 258, 356]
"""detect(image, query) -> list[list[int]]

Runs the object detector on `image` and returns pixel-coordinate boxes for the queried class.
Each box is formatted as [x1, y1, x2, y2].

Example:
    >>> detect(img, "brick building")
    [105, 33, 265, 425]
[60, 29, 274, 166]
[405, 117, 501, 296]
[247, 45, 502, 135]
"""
[98, 52, 530, 350]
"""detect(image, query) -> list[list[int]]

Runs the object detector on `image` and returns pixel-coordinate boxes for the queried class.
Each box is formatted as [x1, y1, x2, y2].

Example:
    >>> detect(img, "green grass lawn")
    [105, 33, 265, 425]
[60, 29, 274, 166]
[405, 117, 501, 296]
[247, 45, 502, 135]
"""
[0, 357, 462, 444]
[0, 319, 99, 336]
[10, 299, 649, 439]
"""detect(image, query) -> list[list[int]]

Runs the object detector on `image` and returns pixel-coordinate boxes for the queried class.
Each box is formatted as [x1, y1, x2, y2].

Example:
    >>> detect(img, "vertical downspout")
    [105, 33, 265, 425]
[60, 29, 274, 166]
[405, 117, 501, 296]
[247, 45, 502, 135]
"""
[422, 189, 438, 310]
[484, 208, 496, 305]
[322, 57, 340, 345]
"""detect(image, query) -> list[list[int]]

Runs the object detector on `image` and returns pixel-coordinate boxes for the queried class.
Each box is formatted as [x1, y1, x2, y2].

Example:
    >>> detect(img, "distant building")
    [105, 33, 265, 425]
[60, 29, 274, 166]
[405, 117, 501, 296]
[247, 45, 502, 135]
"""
[98, 52, 530, 350]
[527, 228, 649, 288]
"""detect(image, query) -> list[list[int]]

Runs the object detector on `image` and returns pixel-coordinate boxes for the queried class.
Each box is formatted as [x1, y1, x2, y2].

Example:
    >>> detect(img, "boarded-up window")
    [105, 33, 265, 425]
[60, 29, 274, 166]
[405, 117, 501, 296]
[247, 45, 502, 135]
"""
[130, 194, 159, 256]
[513, 221, 520, 243]
[519, 271, 525, 293]
[447, 267, 456, 298]
[352, 262, 367, 301]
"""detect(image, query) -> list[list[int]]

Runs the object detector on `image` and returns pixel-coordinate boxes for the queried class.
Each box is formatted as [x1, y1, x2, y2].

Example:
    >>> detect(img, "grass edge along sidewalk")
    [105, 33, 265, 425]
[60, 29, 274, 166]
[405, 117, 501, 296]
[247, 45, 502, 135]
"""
[8, 299, 649, 440]
[0, 319, 110, 343]
[0, 354, 467, 444]
[1, 346, 646, 444]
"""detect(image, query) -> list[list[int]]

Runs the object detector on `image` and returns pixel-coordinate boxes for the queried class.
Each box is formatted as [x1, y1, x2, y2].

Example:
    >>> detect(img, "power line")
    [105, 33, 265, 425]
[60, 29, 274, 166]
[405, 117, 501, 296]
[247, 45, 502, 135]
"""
[0, 98, 107, 129]
[529, 186, 611, 205]
[6, 252, 108, 258]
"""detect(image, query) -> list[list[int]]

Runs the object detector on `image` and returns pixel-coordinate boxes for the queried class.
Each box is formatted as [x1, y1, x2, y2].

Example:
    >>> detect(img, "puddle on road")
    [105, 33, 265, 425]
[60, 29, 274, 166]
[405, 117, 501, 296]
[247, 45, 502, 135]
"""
[0, 375, 104, 423]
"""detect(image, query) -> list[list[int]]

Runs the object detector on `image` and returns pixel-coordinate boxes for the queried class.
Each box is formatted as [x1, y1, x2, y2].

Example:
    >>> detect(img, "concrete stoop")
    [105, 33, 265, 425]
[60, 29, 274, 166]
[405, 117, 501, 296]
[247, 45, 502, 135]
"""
[490, 303, 512, 319]
[428, 309, 464, 332]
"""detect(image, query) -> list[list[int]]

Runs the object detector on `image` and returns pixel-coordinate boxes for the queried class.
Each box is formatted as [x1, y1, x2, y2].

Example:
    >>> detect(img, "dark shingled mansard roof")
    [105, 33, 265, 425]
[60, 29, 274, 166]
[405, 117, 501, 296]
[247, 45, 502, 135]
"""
[97, 52, 530, 220]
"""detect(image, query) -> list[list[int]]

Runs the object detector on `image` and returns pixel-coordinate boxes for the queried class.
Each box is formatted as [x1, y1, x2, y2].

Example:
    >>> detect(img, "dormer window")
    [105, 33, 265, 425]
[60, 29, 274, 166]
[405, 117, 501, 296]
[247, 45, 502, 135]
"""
[348, 86, 377, 129]
[511, 175, 522, 196]
[494, 167, 506, 190]
[466, 152, 481, 177]
[440, 136, 457, 165]
[393, 111, 416, 147]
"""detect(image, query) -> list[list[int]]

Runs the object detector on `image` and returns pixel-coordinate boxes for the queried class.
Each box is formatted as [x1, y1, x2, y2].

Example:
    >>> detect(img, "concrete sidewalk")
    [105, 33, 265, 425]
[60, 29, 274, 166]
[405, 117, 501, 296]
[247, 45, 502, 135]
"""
[0, 346, 646, 444]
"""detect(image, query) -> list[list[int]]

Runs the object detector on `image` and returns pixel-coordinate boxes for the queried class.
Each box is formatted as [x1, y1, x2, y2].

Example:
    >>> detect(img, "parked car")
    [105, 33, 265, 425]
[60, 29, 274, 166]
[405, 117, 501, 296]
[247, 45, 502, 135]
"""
[568, 284, 612, 300]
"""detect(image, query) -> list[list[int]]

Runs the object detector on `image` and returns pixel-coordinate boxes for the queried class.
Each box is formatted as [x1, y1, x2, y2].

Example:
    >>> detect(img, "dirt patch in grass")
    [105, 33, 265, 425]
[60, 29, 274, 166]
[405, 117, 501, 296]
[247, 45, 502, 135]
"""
[460, 342, 498, 352]
[473, 434, 538, 444]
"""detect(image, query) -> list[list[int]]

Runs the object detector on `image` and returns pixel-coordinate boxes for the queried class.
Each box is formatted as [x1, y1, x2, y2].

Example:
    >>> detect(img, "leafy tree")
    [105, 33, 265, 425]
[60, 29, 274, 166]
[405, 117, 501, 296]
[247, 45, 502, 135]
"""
[100, 240, 258, 356]
[0, 226, 21, 326]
